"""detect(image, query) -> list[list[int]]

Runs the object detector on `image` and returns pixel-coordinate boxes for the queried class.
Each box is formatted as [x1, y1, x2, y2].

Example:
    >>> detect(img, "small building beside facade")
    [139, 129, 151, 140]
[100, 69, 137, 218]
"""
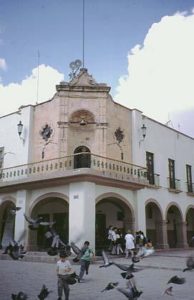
[0, 68, 194, 251]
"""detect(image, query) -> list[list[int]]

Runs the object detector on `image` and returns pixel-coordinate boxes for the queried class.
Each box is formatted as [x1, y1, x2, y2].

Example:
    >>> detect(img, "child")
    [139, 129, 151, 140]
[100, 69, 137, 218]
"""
[56, 251, 73, 300]
[78, 241, 95, 282]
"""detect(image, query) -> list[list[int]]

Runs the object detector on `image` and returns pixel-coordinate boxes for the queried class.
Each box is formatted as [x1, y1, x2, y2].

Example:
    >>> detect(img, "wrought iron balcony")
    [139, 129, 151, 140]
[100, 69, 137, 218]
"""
[168, 177, 182, 193]
[186, 182, 194, 195]
[0, 152, 149, 191]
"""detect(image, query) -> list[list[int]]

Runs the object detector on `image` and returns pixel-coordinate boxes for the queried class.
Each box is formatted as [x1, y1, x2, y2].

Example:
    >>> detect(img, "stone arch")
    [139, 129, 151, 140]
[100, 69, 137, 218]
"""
[69, 109, 95, 124]
[27, 193, 69, 251]
[0, 197, 16, 248]
[185, 205, 194, 247]
[95, 192, 134, 251]
[145, 199, 163, 248]
[166, 203, 184, 248]
[73, 145, 91, 169]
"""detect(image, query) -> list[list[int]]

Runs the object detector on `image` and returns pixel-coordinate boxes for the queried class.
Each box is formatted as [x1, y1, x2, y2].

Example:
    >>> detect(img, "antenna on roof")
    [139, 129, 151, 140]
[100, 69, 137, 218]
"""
[36, 49, 40, 104]
[82, 0, 85, 68]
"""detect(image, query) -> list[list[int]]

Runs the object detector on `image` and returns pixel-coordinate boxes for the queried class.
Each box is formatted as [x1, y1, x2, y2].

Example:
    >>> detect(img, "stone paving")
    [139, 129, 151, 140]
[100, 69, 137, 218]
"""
[0, 249, 194, 300]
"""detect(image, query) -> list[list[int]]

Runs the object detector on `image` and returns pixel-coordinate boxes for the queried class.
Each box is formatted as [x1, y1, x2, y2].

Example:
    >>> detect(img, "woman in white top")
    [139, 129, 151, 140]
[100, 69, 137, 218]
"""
[124, 230, 135, 258]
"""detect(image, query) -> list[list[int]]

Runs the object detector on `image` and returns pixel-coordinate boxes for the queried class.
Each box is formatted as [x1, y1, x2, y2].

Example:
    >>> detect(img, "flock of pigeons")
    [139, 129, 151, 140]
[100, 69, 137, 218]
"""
[1, 206, 194, 299]
[98, 246, 194, 299]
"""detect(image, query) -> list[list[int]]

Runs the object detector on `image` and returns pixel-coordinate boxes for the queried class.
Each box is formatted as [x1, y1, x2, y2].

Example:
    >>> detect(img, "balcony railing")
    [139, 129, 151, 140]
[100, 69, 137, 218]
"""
[0, 152, 148, 187]
[168, 177, 181, 192]
[186, 182, 194, 194]
[145, 172, 160, 187]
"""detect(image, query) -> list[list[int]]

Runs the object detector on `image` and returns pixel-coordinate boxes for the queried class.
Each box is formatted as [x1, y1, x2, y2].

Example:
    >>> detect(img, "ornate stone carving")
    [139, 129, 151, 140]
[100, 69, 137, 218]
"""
[40, 124, 53, 141]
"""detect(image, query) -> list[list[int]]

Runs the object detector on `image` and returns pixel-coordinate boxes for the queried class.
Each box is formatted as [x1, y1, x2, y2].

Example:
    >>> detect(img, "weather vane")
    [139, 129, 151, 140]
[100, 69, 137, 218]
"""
[69, 59, 82, 79]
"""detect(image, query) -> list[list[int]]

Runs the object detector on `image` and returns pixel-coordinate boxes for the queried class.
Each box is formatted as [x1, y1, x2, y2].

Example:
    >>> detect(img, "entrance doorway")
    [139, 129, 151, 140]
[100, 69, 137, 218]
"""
[74, 146, 91, 169]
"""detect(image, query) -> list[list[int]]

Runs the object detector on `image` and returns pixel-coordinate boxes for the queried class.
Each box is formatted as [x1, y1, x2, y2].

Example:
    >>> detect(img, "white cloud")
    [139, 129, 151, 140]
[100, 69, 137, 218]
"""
[115, 12, 194, 137]
[0, 58, 7, 70]
[0, 65, 64, 117]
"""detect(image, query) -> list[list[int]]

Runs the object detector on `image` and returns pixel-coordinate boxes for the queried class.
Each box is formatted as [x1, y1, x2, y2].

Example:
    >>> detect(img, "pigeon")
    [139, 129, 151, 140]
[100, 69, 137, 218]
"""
[37, 284, 52, 299]
[11, 291, 28, 300]
[70, 241, 82, 262]
[24, 214, 55, 230]
[45, 226, 69, 256]
[3, 240, 26, 260]
[101, 282, 119, 292]
[121, 272, 134, 280]
[183, 256, 194, 272]
[167, 275, 185, 284]
[65, 272, 79, 285]
[3, 230, 26, 260]
[135, 247, 155, 259]
[113, 262, 143, 272]
[163, 286, 173, 296]
[99, 250, 113, 268]
[112, 262, 142, 279]
[9, 207, 21, 215]
[117, 286, 143, 299]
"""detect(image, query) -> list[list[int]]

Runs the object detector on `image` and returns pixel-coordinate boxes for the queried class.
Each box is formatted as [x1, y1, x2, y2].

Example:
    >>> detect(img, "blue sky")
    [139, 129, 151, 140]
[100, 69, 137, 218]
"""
[0, 0, 194, 136]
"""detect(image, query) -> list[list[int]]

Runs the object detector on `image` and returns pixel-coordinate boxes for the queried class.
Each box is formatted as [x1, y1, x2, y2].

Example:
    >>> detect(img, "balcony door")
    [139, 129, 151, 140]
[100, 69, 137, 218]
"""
[146, 152, 155, 184]
[74, 146, 91, 169]
[168, 159, 175, 189]
[186, 164, 193, 192]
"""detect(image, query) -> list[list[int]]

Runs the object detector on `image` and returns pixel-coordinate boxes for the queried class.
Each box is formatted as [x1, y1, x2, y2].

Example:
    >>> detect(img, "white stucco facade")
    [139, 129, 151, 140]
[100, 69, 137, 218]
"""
[0, 68, 194, 252]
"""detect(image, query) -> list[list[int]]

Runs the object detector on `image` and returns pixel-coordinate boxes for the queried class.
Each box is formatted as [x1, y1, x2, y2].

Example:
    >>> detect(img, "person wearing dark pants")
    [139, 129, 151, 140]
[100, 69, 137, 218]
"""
[56, 251, 73, 300]
[78, 241, 95, 282]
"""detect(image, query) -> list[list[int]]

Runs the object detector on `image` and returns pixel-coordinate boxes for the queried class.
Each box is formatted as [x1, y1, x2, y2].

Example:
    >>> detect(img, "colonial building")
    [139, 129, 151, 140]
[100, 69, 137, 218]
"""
[0, 68, 194, 251]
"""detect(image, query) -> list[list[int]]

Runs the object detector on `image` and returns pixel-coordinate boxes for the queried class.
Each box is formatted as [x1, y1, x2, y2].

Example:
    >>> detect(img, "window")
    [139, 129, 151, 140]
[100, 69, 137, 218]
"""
[0, 147, 4, 169]
[186, 164, 193, 193]
[146, 152, 155, 184]
[168, 159, 175, 189]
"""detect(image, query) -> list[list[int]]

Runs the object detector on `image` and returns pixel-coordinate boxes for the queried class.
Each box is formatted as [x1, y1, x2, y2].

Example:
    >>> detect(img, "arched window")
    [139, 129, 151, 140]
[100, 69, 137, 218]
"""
[74, 146, 91, 169]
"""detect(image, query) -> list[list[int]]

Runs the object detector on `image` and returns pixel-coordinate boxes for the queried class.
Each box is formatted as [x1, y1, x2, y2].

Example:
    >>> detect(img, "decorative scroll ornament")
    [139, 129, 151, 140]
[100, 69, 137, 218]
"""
[40, 124, 53, 142]
[114, 127, 124, 144]
[69, 59, 82, 80]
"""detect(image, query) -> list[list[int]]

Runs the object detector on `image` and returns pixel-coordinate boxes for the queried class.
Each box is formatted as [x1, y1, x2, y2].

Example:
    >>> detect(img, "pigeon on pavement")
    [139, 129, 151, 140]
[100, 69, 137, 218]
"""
[37, 284, 52, 299]
[163, 286, 173, 296]
[183, 256, 194, 272]
[167, 275, 185, 284]
[11, 291, 28, 300]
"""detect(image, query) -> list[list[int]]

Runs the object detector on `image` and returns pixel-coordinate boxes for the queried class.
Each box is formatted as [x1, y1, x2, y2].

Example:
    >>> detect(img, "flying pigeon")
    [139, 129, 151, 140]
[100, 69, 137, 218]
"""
[24, 214, 55, 230]
[45, 227, 69, 256]
[101, 282, 119, 292]
[11, 291, 28, 300]
[183, 256, 194, 272]
[167, 275, 185, 284]
[135, 247, 155, 259]
[113, 262, 143, 272]
[163, 286, 173, 296]
[99, 250, 113, 268]
[37, 284, 52, 299]
[9, 207, 21, 215]
[70, 241, 82, 262]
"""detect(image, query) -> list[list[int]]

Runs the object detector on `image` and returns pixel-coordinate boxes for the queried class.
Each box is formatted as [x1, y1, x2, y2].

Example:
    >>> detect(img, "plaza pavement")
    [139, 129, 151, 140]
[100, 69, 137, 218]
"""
[0, 249, 194, 300]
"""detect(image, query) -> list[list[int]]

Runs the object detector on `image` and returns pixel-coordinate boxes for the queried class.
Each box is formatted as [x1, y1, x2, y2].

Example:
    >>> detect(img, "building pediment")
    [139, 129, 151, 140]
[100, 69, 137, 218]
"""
[56, 68, 110, 93]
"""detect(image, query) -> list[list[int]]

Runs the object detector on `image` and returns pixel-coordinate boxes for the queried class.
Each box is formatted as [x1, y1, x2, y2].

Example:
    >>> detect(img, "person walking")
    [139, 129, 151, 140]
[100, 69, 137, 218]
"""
[78, 241, 95, 282]
[56, 251, 73, 300]
[116, 228, 124, 255]
[124, 230, 135, 259]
